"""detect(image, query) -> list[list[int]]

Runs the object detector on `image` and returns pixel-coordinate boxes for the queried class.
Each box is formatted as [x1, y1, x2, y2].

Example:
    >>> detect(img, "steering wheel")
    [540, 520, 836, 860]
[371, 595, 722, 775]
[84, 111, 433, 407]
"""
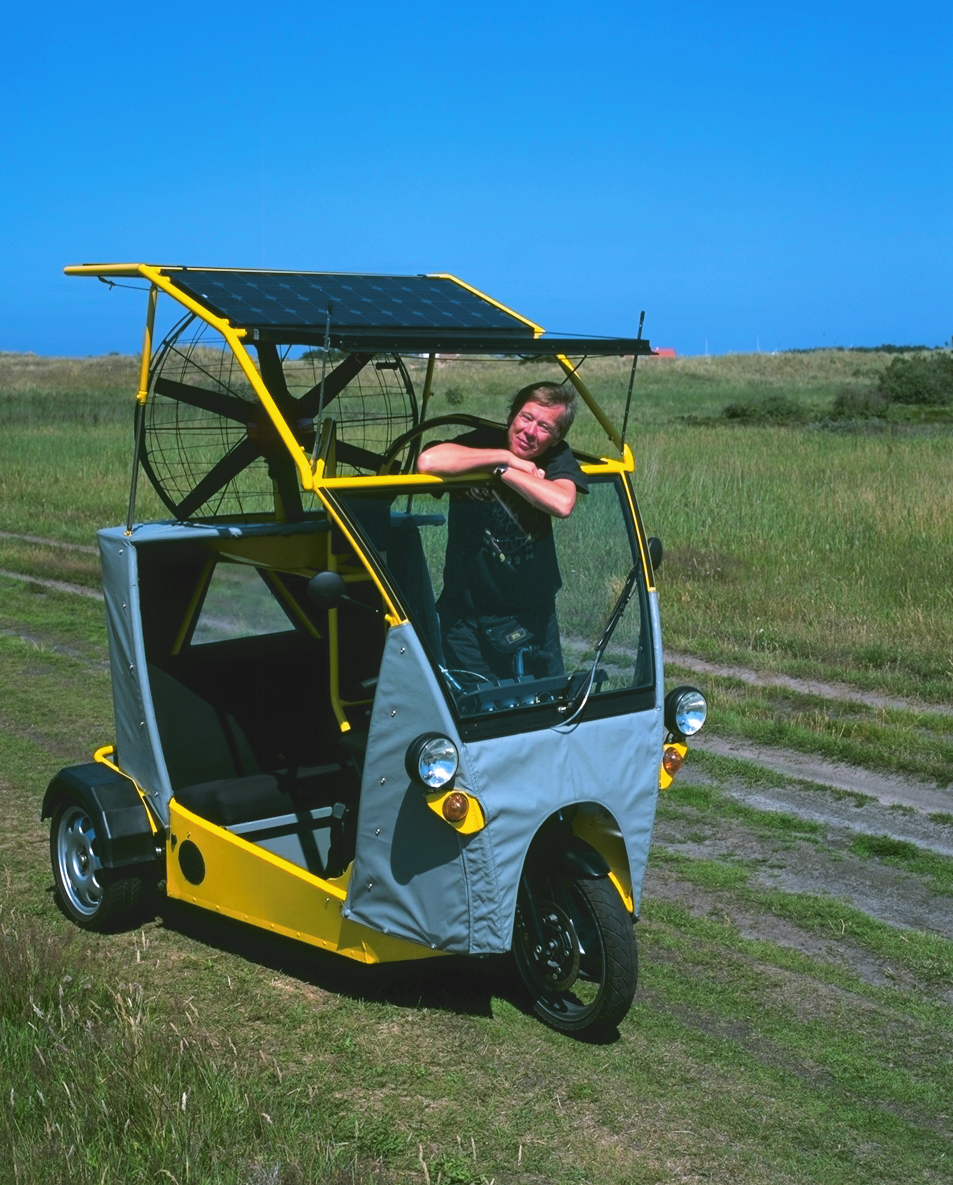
[378, 414, 500, 476]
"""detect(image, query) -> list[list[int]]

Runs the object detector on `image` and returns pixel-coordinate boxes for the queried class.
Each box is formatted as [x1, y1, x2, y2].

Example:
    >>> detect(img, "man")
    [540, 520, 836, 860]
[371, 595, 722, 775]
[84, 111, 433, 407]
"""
[417, 382, 588, 681]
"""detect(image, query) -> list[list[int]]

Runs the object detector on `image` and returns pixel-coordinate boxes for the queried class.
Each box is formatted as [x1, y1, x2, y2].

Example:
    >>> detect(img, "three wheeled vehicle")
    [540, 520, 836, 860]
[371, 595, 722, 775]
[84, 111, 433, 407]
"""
[44, 264, 707, 1037]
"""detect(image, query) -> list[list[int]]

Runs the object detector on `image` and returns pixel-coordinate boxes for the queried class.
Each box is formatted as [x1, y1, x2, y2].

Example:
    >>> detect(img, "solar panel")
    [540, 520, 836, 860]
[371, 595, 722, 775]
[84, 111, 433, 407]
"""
[162, 269, 532, 335]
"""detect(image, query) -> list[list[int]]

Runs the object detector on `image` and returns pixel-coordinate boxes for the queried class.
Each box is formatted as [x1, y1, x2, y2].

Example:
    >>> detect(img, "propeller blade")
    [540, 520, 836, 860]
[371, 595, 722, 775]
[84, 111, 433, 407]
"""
[268, 454, 305, 522]
[153, 376, 251, 423]
[174, 438, 260, 520]
[255, 342, 293, 407]
[336, 440, 386, 472]
[297, 353, 373, 417]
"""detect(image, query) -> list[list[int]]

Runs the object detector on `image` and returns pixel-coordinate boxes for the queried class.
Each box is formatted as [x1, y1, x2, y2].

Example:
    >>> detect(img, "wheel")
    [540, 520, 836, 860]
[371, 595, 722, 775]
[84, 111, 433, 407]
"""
[513, 873, 637, 1038]
[379, 413, 494, 474]
[50, 799, 143, 931]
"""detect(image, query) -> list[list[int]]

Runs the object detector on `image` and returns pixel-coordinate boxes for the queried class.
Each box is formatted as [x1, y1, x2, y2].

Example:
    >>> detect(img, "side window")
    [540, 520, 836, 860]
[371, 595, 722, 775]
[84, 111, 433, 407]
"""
[552, 476, 647, 694]
[192, 563, 296, 646]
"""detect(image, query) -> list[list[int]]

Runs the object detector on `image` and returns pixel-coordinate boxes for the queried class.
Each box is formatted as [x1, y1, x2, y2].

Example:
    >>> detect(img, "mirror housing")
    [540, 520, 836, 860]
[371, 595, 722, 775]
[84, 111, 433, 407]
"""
[307, 570, 347, 610]
[648, 536, 663, 570]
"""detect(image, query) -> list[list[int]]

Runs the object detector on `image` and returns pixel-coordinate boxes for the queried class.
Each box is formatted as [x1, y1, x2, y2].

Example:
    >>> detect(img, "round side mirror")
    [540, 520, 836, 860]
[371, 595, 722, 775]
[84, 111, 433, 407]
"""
[648, 536, 663, 570]
[307, 570, 347, 609]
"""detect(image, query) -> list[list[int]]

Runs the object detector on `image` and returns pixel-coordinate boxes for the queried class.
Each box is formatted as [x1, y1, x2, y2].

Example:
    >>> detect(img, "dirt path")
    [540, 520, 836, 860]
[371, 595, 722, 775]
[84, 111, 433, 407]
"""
[0, 567, 104, 599]
[0, 529, 98, 554]
[668, 649, 953, 717]
[691, 733, 952, 813]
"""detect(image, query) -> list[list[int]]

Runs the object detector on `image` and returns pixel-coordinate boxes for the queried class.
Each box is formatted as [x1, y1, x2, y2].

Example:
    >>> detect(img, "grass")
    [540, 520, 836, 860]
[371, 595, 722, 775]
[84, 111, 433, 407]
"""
[2, 348, 953, 1182]
[1, 574, 951, 1183]
[666, 666, 953, 786]
[3, 348, 953, 702]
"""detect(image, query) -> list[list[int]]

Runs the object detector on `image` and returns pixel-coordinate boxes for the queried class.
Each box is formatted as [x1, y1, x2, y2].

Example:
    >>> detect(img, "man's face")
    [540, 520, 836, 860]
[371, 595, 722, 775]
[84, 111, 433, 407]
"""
[507, 399, 563, 460]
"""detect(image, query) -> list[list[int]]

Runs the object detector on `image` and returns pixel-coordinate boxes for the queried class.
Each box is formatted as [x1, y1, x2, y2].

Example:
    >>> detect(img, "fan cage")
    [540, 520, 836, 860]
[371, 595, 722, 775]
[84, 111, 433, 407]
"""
[142, 317, 418, 522]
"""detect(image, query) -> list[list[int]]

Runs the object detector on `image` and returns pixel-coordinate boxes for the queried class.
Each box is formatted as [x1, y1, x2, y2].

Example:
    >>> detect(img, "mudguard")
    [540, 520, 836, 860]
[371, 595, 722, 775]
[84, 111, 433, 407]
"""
[42, 763, 157, 871]
[531, 820, 611, 880]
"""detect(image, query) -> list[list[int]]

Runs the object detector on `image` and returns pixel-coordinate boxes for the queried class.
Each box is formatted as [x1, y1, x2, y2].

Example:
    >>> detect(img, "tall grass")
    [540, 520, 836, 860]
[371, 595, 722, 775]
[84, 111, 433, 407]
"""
[636, 426, 953, 697]
[0, 906, 394, 1184]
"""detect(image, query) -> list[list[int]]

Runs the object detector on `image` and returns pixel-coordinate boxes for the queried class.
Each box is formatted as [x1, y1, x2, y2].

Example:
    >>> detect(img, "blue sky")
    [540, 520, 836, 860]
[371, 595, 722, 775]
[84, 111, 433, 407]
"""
[2, 1, 950, 355]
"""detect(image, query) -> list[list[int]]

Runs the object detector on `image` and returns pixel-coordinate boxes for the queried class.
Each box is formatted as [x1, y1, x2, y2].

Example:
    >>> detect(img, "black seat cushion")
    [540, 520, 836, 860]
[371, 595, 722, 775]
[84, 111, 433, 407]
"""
[176, 764, 355, 827]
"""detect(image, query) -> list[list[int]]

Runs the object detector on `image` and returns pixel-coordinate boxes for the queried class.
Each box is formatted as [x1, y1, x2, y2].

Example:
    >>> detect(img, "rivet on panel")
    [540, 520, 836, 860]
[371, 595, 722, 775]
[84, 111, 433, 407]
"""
[390, 709, 396, 717]
[380, 777, 386, 785]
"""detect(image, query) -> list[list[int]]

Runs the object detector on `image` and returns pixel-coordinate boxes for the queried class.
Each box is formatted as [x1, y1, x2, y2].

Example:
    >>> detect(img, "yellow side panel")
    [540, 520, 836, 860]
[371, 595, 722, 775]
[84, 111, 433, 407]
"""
[166, 801, 442, 965]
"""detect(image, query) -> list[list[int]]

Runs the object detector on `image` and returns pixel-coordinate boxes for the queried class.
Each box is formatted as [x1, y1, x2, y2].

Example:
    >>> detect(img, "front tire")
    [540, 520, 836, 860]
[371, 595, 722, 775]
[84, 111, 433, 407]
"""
[50, 799, 143, 931]
[513, 873, 637, 1038]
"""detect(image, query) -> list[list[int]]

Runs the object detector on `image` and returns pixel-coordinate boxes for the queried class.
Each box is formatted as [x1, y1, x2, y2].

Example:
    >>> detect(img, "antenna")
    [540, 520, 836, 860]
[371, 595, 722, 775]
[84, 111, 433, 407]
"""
[620, 310, 645, 451]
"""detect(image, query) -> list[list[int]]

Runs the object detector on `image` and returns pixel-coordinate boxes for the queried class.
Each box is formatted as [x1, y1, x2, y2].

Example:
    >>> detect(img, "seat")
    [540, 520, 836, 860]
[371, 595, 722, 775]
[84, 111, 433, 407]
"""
[147, 664, 357, 876]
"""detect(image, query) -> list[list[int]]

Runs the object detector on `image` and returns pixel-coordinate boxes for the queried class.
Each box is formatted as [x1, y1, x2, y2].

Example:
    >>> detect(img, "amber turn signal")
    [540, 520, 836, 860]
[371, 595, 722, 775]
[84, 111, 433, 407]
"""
[661, 746, 685, 777]
[442, 792, 470, 822]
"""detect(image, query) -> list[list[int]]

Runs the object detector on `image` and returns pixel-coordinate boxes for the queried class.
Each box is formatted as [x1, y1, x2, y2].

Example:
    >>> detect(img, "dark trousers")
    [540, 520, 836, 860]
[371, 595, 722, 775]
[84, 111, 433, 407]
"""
[438, 601, 564, 682]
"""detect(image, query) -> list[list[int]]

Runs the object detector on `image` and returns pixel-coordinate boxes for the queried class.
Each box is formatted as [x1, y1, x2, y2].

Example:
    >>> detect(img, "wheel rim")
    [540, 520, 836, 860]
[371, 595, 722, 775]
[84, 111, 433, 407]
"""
[516, 885, 607, 1018]
[56, 805, 104, 917]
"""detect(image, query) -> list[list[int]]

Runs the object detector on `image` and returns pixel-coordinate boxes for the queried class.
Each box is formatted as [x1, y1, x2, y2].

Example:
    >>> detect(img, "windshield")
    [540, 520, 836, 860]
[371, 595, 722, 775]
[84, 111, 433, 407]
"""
[337, 472, 654, 735]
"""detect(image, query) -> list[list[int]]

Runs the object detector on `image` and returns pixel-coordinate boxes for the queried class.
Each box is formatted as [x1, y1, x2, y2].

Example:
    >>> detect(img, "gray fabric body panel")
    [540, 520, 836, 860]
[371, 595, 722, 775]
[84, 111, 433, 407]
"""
[99, 528, 173, 824]
[344, 624, 478, 952]
[99, 519, 317, 824]
[346, 594, 664, 956]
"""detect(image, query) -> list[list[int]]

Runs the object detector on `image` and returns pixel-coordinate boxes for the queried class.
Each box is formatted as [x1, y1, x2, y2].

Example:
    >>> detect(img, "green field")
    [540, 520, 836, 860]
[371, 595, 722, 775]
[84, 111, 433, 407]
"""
[1, 348, 951, 1184]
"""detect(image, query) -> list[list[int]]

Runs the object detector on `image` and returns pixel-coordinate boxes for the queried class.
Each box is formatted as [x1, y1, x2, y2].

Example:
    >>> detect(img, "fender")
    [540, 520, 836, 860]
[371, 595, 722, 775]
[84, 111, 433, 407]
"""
[528, 815, 610, 880]
[42, 763, 158, 872]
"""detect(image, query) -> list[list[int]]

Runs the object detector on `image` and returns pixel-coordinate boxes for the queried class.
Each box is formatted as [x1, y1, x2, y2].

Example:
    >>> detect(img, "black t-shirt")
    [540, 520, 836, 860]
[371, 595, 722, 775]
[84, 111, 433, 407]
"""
[431, 428, 589, 615]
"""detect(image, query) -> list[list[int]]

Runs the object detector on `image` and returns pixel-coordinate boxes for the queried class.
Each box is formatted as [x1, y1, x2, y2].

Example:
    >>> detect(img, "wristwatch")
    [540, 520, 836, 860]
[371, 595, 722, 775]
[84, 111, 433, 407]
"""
[493, 463, 508, 478]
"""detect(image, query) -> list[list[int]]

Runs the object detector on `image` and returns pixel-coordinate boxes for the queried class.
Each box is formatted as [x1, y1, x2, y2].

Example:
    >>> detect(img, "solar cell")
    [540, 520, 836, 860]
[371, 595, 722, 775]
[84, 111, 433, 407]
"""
[162, 269, 529, 334]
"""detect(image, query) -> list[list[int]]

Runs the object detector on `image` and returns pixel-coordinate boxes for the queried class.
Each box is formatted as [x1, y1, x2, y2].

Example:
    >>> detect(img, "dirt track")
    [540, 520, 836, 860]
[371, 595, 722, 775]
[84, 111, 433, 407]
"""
[655, 658, 953, 958]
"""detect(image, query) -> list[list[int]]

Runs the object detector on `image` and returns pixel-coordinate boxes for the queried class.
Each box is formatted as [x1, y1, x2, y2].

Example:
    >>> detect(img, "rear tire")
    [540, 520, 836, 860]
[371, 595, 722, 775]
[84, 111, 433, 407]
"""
[513, 873, 637, 1038]
[50, 799, 143, 931]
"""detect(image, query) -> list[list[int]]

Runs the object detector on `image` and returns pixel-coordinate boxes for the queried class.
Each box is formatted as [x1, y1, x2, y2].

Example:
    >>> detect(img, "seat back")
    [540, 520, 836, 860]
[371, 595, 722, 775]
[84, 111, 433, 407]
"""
[147, 664, 259, 791]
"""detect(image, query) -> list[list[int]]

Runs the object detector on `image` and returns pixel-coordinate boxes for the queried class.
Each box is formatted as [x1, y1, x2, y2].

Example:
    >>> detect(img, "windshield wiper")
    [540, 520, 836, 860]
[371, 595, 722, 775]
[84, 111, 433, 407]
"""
[558, 565, 640, 724]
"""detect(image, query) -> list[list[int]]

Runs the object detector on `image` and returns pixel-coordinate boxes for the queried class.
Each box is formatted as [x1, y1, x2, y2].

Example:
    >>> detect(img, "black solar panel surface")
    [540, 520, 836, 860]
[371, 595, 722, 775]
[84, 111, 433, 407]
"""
[162, 270, 532, 333]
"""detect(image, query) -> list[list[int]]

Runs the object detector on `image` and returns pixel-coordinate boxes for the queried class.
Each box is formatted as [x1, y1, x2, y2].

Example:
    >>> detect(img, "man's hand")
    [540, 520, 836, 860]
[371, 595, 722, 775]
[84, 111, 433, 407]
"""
[505, 456, 545, 479]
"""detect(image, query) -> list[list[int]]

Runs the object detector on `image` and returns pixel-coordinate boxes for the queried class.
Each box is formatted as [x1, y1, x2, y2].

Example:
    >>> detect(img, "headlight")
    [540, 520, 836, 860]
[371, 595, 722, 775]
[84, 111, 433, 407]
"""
[405, 733, 459, 789]
[664, 686, 708, 738]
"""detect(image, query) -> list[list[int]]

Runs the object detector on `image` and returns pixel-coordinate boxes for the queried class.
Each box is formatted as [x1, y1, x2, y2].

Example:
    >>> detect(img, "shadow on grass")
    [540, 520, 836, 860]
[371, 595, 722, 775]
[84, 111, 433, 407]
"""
[155, 897, 520, 1019]
[153, 899, 625, 1043]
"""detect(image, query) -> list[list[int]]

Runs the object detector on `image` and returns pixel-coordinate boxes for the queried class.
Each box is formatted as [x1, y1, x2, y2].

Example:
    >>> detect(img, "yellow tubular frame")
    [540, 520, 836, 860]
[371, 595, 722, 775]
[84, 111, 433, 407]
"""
[428, 274, 545, 337]
[136, 287, 158, 405]
[65, 264, 634, 495]
[67, 263, 315, 494]
[556, 354, 627, 457]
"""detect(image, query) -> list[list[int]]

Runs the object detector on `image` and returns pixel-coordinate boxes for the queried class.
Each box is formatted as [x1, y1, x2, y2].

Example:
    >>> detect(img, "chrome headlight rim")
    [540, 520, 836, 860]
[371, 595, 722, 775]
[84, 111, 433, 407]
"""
[405, 732, 459, 790]
[664, 685, 708, 739]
